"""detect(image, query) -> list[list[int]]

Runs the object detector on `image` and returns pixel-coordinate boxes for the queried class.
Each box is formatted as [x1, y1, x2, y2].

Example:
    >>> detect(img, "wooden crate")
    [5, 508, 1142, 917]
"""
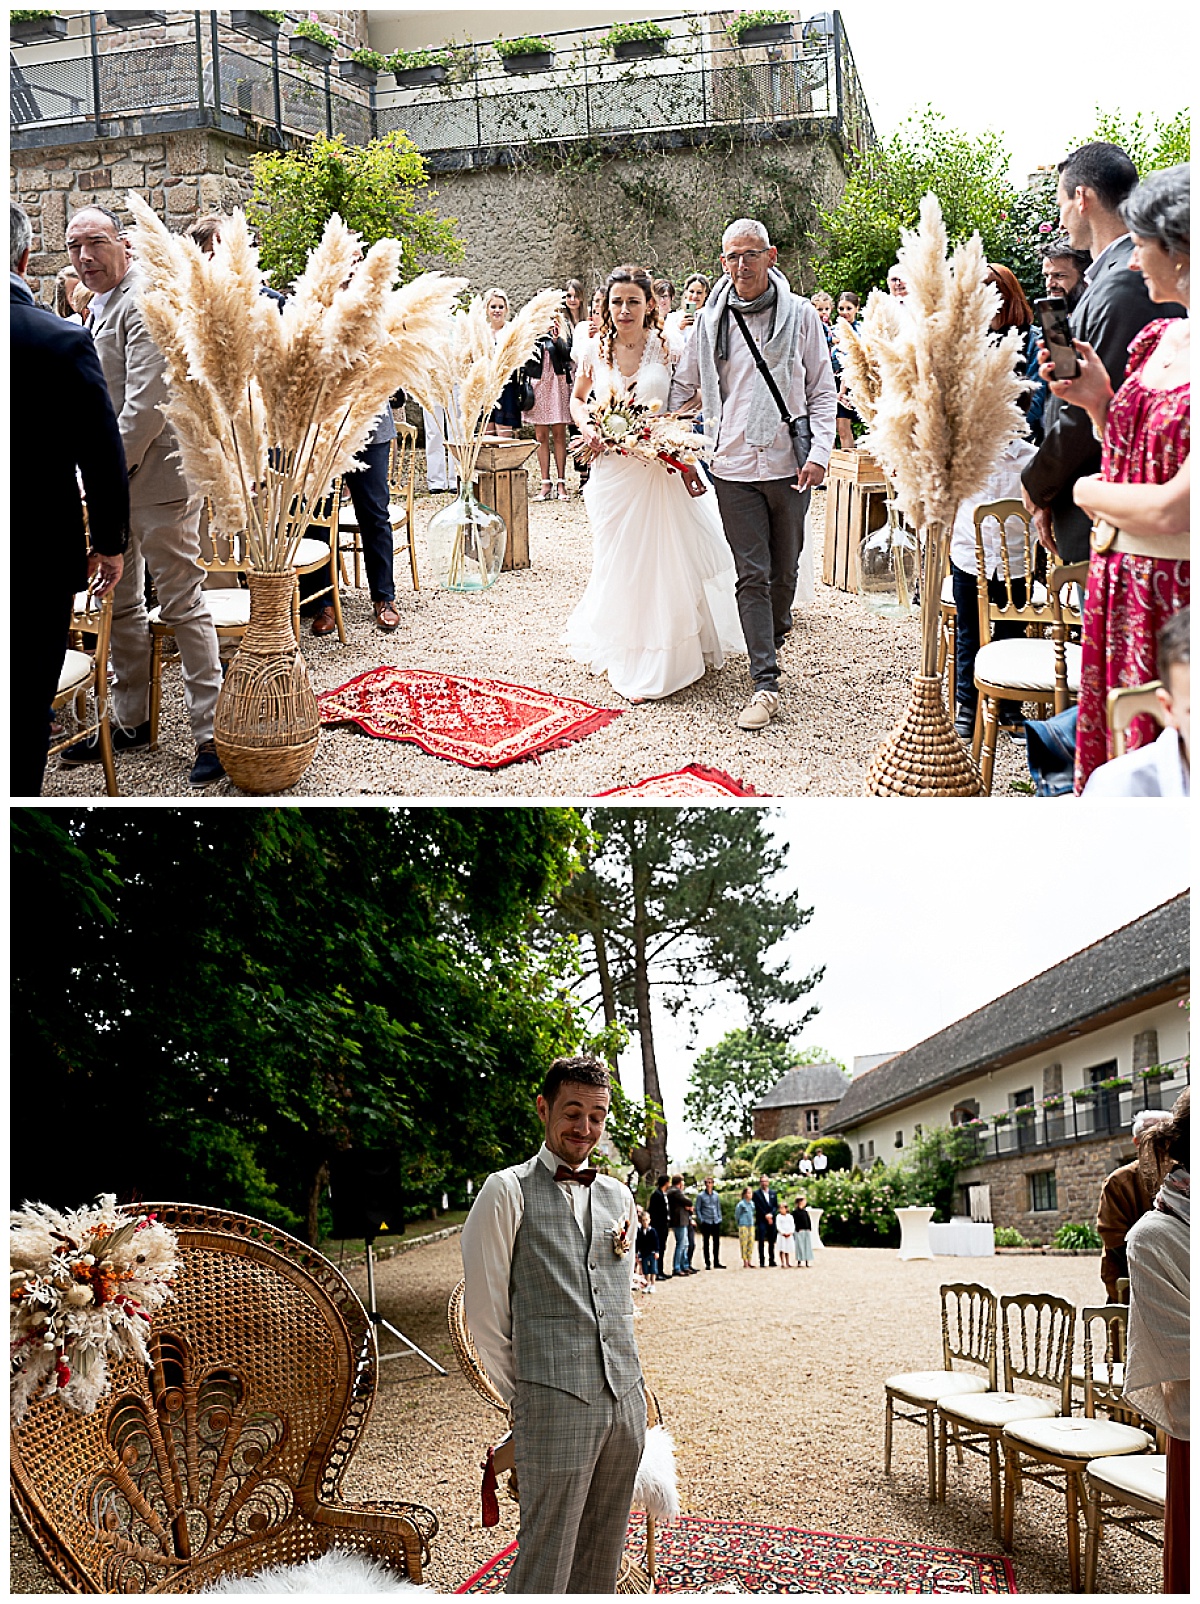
[470, 439, 538, 572]
[823, 449, 889, 592]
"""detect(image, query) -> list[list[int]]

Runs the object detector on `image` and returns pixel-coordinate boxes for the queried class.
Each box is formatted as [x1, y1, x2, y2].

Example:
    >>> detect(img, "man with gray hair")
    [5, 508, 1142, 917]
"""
[11, 199, 129, 794]
[670, 219, 836, 729]
[59, 203, 224, 786]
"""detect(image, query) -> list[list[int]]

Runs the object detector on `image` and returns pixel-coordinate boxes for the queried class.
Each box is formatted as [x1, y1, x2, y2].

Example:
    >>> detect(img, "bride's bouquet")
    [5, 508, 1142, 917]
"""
[572, 391, 711, 477]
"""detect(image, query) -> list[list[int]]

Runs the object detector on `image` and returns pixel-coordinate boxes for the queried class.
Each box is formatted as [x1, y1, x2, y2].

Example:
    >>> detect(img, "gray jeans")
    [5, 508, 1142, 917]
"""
[712, 421, 812, 690]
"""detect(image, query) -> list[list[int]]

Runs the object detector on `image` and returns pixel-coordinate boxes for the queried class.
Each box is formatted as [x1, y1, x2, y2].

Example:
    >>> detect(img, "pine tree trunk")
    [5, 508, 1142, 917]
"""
[632, 842, 667, 1178]
[593, 925, 622, 1083]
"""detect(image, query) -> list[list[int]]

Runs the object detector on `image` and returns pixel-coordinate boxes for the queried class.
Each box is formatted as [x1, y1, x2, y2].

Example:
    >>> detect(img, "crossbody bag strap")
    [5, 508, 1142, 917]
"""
[729, 304, 796, 432]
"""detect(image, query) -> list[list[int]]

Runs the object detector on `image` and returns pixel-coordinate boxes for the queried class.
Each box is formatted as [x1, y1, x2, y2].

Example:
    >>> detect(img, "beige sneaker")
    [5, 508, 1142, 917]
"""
[737, 689, 780, 730]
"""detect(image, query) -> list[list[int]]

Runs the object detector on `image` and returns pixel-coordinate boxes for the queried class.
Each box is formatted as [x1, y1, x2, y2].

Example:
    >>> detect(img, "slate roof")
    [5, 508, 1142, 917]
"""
[753, 1062, 852, 1110]
[826, 893, 1190, 1132]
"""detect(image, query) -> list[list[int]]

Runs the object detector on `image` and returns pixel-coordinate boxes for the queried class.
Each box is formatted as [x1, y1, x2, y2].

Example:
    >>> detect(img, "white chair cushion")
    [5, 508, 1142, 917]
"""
[1085, 1452, 1166, 1506]
[72, 588, 90, 612]
[887, 1370, 988, 1405]
[975, 638, 1082, 695]
[56, 649, 93, 696]
[937, 1391, 1058, 1428]
[1071, 1359, 1125, 1387]
[940, 574, 956, 604]
[291, 537, 333, 568]
[149, 593, 251, 630]
[1003, 1415, 1151, 1459]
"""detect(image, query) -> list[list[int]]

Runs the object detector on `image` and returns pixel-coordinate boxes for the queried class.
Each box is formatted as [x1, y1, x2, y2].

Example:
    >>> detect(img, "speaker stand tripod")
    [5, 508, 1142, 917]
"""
[363, 1240, 447, 1375]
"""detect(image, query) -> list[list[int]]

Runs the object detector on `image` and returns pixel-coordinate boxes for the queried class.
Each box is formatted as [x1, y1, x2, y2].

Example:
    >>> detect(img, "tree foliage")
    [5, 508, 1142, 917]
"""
[246, 133, 462, 292]
[1072, 107, 1191, 178]
[11, 808, 588, 1241]
[546, 809, 823, 1178]
[684, 1028, 801, 1156]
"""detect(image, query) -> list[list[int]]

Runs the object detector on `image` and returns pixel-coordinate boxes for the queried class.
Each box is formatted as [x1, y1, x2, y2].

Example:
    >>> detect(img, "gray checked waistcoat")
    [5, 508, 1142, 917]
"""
[510, 1158, 642, 1405]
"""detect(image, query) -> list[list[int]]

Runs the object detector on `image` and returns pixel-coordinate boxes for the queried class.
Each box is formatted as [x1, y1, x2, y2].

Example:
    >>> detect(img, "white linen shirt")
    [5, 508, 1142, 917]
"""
[460, 1143, 638, 1406]
[669, 296, 837, 480]
[950, 438, 1039, 577]
[1081, 726, 1189, 798]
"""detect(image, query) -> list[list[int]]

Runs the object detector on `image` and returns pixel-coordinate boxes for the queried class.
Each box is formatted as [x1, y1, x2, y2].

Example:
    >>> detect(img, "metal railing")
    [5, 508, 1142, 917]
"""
[10, 11, 372, 147]
[11, 10, 875, 161]
[964, 1059, 1190, 1162]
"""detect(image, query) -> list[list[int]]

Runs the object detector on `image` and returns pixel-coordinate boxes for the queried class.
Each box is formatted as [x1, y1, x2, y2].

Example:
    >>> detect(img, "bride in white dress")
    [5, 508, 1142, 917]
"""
[563, 265, 744, 702]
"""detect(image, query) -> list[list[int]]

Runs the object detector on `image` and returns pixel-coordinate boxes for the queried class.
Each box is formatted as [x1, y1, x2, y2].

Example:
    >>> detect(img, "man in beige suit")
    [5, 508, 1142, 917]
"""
[61, 204, 224, 786]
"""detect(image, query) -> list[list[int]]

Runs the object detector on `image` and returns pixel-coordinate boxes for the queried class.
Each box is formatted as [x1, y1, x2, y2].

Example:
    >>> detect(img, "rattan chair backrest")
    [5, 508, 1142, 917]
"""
[999, 1292, 1075, 1412]
[1080, 1303, 1129, 1417]
[940, 1282, 998, 1386]
[447, 1278, 510, 1415]
[11, 1204, 393, 1594]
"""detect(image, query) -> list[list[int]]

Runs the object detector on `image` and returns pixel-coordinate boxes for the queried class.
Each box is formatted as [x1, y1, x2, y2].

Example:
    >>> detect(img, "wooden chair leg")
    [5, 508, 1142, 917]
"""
[979, 698, 999, 795]
[884, 1394, 894, 1474]
[989, 1435, 1004, 1543]
[148, 629, 166, 749]
[98, 705, 119, 797]
[1066, 1469, 1082, 1593]
[936, 1415, 947, 1501]
[925, 1405, 937, 1501]
[1083, 1483, 1101, 1593]
[407, 525, 420, 591]
[1001, 1442, 1017, 1550]
[953, 1422, 965, 1467]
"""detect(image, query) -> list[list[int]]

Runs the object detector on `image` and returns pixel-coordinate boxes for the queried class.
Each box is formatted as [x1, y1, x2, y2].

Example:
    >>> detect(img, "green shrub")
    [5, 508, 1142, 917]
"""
[494, 35, 552, 59]
[993, 1226, 1030, 1247]
[604, 20, 670, 47]
[1054, 1221, 1102, 1251]
[805, 1164, 913, 1247]
[722, 1156, 754, 1181]
[754, 1135, 808, 1175]
[388, 47, 449, 72]
[728, 9, 794, 40]
[733, 1139, 763, 1162]
[350, 48, 387, 70]
[11, 10, 61, 20]
[292, 20, 337, 51]
[252, 10, 285, 21]
[805, 1135, 852, 1171]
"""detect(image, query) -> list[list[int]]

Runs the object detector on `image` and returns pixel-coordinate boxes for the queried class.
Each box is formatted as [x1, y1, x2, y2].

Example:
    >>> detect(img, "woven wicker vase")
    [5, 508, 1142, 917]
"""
[866, 674, 983, 796]
[213, 570, 319, 794]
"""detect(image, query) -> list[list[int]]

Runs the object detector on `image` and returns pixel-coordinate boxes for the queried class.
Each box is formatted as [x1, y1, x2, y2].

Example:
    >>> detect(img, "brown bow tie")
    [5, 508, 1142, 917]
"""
[555, 1165, 597, 1187]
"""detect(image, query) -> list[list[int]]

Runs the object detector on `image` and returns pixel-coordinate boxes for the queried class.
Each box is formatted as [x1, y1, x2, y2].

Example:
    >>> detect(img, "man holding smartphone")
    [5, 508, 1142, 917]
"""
[1021, 142, 1185, 562]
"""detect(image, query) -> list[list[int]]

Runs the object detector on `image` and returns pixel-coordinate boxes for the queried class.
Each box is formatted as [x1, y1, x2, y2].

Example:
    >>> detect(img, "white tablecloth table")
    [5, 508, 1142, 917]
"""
[927, 1220, 995, 1256]
[807, 1206, 824, 1251]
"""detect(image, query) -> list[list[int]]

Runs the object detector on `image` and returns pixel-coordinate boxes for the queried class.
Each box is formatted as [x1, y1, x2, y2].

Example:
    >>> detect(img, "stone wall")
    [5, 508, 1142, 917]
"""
[958, 1134, 1134, 1244]
[753, 1100, 843, 1143]
[12, 130, 260, 300]
[427, 126, 848, 302]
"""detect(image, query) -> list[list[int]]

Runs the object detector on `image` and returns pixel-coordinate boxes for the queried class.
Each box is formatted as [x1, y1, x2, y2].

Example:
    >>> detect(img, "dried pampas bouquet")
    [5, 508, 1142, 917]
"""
[10, 1195, 179, 1425]
[125, 191, 467, 569]
[861, 193, 1027, 676]
[415, 289, 565, 491]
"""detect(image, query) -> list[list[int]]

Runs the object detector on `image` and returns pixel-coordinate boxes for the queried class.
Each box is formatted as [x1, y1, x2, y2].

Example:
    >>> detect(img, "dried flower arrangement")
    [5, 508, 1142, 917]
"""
[10, 1195, 179, 1425]
[572, 391, 712, 475]
[416, 288, 563, 494]
[124, 192, 465, 571]
[858, 194, 1028, 796]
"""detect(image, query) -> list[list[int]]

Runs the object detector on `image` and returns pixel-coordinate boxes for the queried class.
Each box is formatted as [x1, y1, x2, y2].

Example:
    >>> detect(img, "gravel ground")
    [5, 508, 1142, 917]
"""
[40, 462, 1030, 800]
[11, 1232, 1161, 1595]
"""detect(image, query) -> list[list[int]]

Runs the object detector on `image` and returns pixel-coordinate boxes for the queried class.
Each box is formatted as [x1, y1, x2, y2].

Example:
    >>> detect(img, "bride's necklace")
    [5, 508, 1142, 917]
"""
[613, 334, 646, 378]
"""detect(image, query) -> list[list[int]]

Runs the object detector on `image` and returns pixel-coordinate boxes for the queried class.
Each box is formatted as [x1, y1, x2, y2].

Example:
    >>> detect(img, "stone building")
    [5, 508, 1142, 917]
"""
[824, 894, 1190, 1241]
[752, 1062, 851, 1143]
[12, 9, 871, 302]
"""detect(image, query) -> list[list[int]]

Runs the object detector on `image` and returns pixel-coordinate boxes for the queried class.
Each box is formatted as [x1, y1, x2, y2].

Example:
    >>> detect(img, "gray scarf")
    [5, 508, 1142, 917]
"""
[693, 264, 805, 448]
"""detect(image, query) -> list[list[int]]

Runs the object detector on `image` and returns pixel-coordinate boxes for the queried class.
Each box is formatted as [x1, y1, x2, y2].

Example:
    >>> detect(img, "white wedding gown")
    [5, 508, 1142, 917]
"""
[563, 335, 744, 701]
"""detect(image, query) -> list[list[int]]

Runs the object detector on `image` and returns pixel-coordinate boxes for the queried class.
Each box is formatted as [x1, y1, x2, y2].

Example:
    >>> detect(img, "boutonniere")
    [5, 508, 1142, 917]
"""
[611, 1217, 631, 1258]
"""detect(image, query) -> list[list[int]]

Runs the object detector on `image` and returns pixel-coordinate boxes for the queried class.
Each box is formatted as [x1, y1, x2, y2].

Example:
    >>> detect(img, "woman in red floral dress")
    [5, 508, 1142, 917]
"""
[1042, 164, 1190, 790]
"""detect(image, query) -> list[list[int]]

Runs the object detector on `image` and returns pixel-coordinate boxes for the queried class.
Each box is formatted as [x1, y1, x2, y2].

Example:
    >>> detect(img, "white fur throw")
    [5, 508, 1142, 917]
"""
[631, 1423, 679, 1520]
[199, 1549, 437, 1594]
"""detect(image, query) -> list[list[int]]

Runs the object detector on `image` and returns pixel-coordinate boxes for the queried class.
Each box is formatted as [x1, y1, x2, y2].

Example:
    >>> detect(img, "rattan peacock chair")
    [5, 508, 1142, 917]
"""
[11, 1203, 438, 1594]
[447, 1278, 664, 1594]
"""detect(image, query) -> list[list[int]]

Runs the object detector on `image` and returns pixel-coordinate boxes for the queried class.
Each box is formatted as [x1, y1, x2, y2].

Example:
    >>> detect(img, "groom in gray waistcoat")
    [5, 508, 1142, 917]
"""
[670, 218, 836, 731]
[461, 1057, 644, 1594]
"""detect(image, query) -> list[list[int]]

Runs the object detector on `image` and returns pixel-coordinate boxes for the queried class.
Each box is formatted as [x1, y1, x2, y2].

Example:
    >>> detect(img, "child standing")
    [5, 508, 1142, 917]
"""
[794, 1196, 814, 1266]
[735, 1186, 756, 1268]
[636, 1208, 660, 1293]
[775, 1202, 796, 1268]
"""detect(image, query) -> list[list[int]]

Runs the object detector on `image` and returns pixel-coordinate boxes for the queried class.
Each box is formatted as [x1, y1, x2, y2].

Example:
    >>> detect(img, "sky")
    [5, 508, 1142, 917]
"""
[388, 1, 1193, 185]
[613, 802, 1192, 1163]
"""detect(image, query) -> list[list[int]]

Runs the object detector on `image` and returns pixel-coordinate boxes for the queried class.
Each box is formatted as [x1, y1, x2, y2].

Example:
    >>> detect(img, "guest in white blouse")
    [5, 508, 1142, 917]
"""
[461, 1058, 644, 1595]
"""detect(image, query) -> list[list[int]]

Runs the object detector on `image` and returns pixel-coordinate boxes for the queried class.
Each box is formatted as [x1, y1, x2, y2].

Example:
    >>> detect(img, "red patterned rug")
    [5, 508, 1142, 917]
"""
[317, 667, 623, 768]
[596, 765, 762, 798]
[457, 1515, 1017, 1594]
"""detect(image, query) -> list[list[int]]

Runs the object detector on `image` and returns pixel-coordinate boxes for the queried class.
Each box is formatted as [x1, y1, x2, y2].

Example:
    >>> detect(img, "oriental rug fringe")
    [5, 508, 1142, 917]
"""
[317, 666, 623, 768]
[456, 1515, 1017, 1594]
[595, 765, 762, 798]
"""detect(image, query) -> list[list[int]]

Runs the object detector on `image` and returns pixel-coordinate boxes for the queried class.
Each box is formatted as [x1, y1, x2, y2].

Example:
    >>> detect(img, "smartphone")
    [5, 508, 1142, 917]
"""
[1035, 297, 1079, 380]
